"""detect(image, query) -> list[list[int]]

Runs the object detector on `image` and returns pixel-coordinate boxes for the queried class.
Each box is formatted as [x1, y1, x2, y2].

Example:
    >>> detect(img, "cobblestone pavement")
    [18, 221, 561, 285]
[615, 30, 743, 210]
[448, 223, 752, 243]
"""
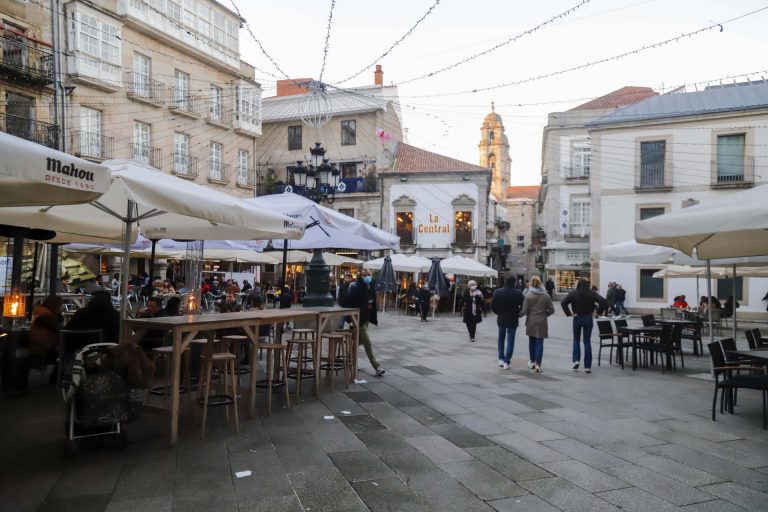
[1, 308, 767, 511]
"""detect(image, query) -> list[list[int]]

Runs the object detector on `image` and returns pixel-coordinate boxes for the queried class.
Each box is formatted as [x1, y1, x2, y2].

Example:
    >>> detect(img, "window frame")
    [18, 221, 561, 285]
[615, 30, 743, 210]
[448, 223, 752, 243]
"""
[80, 106, 102, 157]
[636, 202, 669, 222]
[716, 276, 746, 303]
[396, 211, 414, 245]
[341, 119, 357, 146]
[237, 149, 250, 185]
[715, 132, 746, 183]
[569, 140, 591, 179]
[133, 121, 151, 163]
[637, 137, 670, 189]
[569, 199, 591, 236]
[209, 85, 222, 121]
[173, 132, 190, 173]
[288, 125, 302, 151]
[209, 141, 223, 180]
[454, 211, 473, 245]
[637, 267, 666, 302]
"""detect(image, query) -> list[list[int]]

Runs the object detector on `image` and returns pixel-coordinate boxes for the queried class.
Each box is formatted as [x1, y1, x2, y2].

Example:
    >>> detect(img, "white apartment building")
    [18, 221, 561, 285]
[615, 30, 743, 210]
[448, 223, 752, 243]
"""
[589, 81, 768, 315]
[538, 87, 657, 296]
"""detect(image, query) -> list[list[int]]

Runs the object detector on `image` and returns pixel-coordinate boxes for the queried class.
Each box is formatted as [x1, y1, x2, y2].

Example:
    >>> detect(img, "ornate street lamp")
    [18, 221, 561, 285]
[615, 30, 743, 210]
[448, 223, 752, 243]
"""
[282, 142, 343, 306]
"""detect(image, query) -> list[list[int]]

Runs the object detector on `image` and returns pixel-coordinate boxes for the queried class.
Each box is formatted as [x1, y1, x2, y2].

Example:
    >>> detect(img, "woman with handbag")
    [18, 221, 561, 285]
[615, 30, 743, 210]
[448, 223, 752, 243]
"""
[462, 280, 485, 342]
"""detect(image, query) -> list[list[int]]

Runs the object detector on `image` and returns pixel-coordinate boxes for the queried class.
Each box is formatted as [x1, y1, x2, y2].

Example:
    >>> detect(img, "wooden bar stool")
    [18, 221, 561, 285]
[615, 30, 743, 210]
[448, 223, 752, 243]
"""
[321, 333, 351, 390]
[221, 334, 250, 376]
[198, 347, 239, 438]
[333, 329, 356, 381]
[287, 329, 317, 401]
[150, 346, 191, 408]
[255, 340, 290, 415]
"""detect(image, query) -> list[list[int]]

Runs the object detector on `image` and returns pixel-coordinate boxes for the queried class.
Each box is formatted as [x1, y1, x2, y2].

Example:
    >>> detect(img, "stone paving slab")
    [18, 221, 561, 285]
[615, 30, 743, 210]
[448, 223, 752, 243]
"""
[2, 309, 768, 511]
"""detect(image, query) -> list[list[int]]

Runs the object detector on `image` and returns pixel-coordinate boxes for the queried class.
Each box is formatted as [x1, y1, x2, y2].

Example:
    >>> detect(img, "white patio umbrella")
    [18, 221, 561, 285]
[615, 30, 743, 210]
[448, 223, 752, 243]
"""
[364, 253, 431, 272]
[440, 256, 498, 277]
[599, 240, 679, 264]
[0, 132, 111, 206]
[635, 183, 768, 260]
[0, 160, 304, 318]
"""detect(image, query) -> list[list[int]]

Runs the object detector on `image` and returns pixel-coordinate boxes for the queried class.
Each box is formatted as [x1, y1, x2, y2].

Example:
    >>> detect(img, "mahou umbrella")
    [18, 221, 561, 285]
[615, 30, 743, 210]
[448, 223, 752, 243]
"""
[427, 257, 450, 297]
[376, 255, 398, 311]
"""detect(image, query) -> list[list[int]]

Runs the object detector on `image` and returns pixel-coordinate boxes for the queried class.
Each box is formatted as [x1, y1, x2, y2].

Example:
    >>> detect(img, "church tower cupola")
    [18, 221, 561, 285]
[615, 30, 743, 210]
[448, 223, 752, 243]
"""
[479, 102, 510, 200]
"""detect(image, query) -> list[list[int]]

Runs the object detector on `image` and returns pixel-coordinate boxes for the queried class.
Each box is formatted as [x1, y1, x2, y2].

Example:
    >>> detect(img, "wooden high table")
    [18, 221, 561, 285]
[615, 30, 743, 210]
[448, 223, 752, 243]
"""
[122, 306, 358, 447]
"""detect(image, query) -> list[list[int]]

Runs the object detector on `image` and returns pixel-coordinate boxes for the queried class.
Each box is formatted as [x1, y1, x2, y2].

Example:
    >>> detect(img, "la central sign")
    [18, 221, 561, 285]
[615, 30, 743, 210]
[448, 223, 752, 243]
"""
[418, 213, 450, 233]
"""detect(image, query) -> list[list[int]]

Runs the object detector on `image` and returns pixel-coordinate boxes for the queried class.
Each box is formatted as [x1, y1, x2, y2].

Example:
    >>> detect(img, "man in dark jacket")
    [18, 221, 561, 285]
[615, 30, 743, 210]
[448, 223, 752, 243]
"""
[561, 279, 607, 373]
[341, 269, 384, 376]
[67, 290, 120, 344]
[491, 276, 525, 369]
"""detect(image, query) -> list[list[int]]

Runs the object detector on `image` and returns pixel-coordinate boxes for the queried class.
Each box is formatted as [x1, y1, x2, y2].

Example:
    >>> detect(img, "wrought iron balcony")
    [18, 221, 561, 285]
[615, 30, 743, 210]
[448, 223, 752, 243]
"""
[72, 130, 114, 160]
[206, 104, 231, 126]
[125, 71, 166, 106]
[0, 113, 59, 149]
[130, 143, 162, 168]
[208, 162, 230, 183]
[236, 168, 256, 188]
[0, 31, 54, 84]
[172, 153, 199, 178]
[169, 88, 202, 118]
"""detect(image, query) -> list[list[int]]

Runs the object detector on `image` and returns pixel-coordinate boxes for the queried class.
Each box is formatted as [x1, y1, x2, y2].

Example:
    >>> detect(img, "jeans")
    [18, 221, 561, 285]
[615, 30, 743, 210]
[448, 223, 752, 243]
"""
[530, 337, 544, 364]
[616, 300, 629, 315]
[528, 337, 535, 362]
[572, 314, 593, 368]
[497, 326, 517, 364]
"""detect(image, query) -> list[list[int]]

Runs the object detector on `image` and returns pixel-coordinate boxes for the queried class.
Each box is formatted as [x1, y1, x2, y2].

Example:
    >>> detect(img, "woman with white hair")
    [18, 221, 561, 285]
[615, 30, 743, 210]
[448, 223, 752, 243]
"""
[462, 280, 485, 342]
[519, 276, 555, 373]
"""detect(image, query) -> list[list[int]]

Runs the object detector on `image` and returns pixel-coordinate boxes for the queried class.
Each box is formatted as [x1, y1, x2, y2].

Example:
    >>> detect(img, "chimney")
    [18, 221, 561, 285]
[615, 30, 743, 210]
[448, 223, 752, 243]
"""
[374, 65, 383, 86]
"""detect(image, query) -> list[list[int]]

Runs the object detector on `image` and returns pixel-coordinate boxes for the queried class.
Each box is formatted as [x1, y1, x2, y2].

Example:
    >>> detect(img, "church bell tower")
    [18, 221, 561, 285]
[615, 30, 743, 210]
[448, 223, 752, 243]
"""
[479, 102, 510, 199]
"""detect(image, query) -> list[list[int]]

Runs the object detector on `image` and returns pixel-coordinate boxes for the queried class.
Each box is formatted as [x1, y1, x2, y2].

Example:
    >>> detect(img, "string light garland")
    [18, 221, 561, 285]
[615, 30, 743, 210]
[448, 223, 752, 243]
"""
[318, 0, 337, 83]
[397, 0, 592, 86]
[400, 6, 768, 98]
[332, 0, 442, 85]
[230, 0, 292, 80]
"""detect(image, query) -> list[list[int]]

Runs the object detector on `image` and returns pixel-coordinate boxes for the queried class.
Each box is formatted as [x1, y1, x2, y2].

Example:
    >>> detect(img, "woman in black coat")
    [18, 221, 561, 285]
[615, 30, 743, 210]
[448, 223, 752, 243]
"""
[462, 280, 485, 342]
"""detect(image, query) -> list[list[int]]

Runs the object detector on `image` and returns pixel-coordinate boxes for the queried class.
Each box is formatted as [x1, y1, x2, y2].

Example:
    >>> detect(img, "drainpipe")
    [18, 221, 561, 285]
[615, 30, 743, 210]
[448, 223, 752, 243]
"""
[50, 0, 60, 149]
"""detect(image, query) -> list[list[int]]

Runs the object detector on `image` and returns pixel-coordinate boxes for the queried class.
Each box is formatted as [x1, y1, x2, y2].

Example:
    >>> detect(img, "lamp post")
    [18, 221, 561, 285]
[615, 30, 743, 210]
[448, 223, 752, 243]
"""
[286, 142, 341, 307]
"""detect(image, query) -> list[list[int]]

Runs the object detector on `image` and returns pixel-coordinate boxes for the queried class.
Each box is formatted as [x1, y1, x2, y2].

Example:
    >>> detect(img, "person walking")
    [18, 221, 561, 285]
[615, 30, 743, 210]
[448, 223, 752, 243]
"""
[337, 273, 353, 328]
[614, 284, 629, 316]
[545, 278, 555, 298]
[417, 283, 431, 322]
[341, 268, 385, 376]
[519, 276, 554, 373]
[561, 279, 607, 373]
[491, 276, 524, 369]
[462, 280, 485, 342]
[605, 282, 617, 316]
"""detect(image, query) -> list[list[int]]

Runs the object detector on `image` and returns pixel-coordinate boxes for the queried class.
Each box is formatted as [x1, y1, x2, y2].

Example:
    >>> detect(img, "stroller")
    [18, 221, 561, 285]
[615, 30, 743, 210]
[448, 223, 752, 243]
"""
[60, 342, 142, 457]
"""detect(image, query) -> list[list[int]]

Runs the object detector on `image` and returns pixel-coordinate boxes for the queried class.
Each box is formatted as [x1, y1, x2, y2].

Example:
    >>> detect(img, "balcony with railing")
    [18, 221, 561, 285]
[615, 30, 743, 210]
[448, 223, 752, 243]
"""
[0, 31, 54, 85]
[130, 143, 162, 168]
[169, 88, 202, 118]
[636, 162, 671, 191]
[207, 162, 230, 184]
[125, 71, 166, 107]
[172, 153, 198, 178]
[0, 113, 59, 149]
[712, 156, 754, 189]
[206, 105, 231, 127]
[236, 168, 256, 188]
[72, 131, 114, 160]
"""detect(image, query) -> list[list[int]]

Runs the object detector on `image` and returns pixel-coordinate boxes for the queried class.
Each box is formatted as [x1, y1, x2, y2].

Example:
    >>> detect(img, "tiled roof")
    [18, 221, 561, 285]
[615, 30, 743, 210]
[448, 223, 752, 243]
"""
[569, 86, 657, 111]
[505, 185, 540, 200]
[588, 80, 768, 127]
[387, 142, 488, 173]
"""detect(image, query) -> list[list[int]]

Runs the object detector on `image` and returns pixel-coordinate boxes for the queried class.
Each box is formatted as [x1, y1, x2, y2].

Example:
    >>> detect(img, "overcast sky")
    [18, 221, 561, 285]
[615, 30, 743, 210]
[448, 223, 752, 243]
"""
[236, 0, 768, 185]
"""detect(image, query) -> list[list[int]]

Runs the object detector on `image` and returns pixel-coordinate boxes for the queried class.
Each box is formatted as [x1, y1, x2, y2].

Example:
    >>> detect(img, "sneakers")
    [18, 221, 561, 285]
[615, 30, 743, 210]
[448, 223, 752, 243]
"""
[502, 363, 510, 370]
[572, 362, 580, 371]
[534, 364, 543, 374]
[527, 360, 534, 369]
[469, 338, 475, 343]
[585, 369, 592, 374]
[374, 365, 386, 377]
[498, 360, 505, 367]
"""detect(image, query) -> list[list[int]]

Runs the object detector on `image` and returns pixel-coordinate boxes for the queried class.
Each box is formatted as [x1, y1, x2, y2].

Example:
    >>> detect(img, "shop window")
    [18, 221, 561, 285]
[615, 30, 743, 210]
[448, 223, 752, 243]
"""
[556, 270, 589, 293]
[396, 211, 414, 245]
[454, 211, 472, 245]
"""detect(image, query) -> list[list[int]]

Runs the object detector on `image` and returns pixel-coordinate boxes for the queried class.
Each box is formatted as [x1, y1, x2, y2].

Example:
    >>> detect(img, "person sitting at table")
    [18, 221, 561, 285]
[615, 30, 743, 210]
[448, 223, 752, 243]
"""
[241, 279, 252, 294]
[164, 296, 182, 316]
[29, 295, 64, 367]
[67, 290, 120, 343]
[135, 297, 168, 350]
[175, 281, 187, 294]
[218, 292, 242, 313]
[672, 295, 688, 309]
[723, 295, 739, 317]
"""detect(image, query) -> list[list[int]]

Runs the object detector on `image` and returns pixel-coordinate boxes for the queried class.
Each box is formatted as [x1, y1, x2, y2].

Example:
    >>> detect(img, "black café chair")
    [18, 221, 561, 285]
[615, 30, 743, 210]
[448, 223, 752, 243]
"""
[746, 330, 759, 350]
[706, 341, 768, 429]
[754, 328, 768, 347]
[681, 316, 703, 356]
[597, 320, 621, 367]
[641, 314, 656, 327]
[639, 324, 679, 373]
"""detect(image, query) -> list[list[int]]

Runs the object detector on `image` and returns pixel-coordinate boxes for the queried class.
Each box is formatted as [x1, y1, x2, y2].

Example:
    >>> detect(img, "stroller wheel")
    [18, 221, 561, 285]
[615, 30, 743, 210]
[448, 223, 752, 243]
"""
[62, 439, 78, 460]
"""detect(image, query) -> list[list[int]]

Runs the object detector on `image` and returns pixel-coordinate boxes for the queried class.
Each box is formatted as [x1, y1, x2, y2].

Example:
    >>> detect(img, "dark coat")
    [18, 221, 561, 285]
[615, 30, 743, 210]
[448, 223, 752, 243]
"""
[462, 290, 484, 324]
[341, 279, 378, 325]
[490, 285, 525, 328]
[562, 282, 607, 316]
[67, 300, 120, 343]
[337, 281, 350, 305]
[278, 288, 293, 309]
